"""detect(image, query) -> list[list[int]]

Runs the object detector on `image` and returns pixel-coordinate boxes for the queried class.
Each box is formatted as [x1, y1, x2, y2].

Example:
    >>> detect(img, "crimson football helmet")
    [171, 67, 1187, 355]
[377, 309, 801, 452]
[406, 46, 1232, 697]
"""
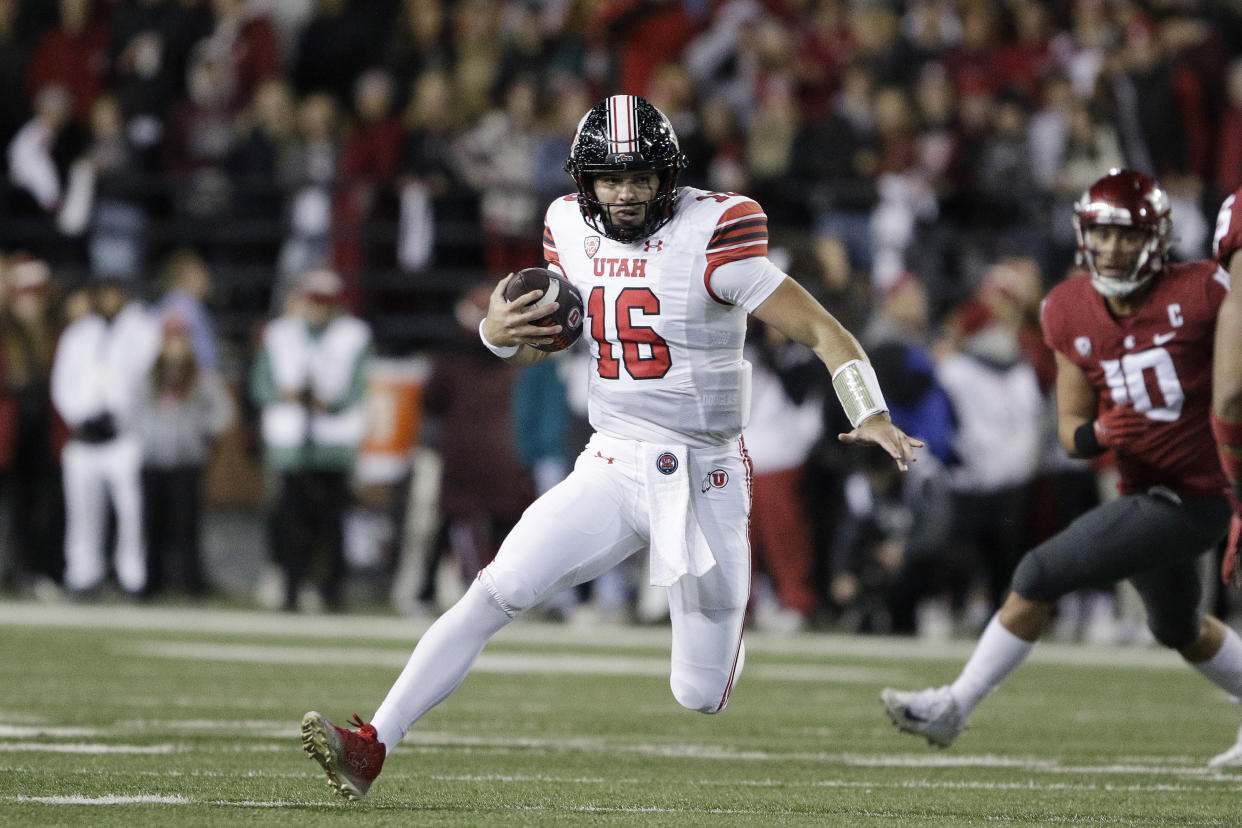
[1072, 168, 1172, 298]
[564, 95, 686, 243]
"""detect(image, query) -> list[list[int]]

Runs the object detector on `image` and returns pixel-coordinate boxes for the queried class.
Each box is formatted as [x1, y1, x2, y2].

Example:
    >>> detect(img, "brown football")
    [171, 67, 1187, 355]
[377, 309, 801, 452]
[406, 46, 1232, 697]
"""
[502, 267, 584, 352]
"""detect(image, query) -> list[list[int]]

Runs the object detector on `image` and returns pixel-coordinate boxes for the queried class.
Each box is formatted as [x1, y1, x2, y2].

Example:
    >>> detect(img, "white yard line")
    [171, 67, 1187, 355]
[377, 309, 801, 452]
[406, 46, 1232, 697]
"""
[127, 640, 898, 683]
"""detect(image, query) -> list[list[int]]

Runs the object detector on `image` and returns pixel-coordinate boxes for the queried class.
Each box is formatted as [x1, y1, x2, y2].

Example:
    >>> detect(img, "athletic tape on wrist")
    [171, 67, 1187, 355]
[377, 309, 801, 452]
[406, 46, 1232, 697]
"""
[478, 319, 520, 359]
[831, 359, 888, 428]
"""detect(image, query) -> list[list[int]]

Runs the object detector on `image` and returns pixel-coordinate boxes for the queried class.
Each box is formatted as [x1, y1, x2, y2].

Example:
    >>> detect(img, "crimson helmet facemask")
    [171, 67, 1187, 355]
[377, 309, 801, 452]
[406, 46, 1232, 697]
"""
[1072, 168, 1172, 298]
[564, 95, 686, 243]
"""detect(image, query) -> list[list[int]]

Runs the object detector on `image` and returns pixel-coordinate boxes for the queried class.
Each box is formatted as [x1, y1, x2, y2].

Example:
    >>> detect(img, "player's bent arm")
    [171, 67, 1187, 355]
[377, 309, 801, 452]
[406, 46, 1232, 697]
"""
[752, 276, 922, 469]
[1053, 351, 1101, 458]
[1213, 252, 1242, 423]
[750, 276, 868, 373]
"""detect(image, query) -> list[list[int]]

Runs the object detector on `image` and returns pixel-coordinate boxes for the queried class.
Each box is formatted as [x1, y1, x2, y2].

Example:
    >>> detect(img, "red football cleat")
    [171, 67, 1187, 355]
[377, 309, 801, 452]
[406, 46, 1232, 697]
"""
[301, 711, 386, 800]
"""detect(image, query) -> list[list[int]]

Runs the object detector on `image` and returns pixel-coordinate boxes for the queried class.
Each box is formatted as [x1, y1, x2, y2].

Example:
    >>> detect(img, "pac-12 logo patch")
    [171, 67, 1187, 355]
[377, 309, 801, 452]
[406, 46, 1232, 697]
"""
[1074, 336, 1091, 357]
[656, 452, 679, 475]
[585, 236, 600, 258]
[700, 469, 729, 493]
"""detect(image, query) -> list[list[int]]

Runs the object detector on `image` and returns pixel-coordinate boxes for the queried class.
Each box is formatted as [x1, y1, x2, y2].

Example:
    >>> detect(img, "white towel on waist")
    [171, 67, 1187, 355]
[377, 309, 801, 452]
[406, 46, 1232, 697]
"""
[642, 443, 717, 586]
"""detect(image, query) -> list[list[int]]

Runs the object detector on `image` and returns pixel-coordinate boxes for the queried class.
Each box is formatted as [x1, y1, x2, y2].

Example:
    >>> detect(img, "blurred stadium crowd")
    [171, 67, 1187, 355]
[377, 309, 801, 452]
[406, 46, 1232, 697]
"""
[1, 0, 1241, 636]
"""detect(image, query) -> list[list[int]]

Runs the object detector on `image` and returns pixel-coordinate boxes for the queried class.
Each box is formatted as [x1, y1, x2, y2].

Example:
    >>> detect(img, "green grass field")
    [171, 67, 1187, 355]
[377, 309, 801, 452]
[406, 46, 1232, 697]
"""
[3, 600, 1241, 826]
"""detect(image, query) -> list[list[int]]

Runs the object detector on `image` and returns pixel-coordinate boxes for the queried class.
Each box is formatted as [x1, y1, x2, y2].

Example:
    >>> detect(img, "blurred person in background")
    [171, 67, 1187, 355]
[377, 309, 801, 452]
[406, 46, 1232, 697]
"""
[50, 276, 160, 597]
[57, 93, 148, 278]
[935, 261, 1044, 628]
[275, 91, 339, 304]
[331, 68, 403, 313]
[455, 74, 544, 280]
[155, 247, 219, 372]
[396, 70, 463, 275]
[743, 318, 825, 631]
[250, 268, 373, 612]
[0, 257, 64, 595]
[134, 311, 233, 597]
[419, 284, 535, 591]
[25, 0, 108, 127]
[0, 0, 32, 152]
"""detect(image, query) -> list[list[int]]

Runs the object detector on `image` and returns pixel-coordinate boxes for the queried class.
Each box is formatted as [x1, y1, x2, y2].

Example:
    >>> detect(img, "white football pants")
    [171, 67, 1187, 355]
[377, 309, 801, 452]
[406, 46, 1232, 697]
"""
[61, 435, 146, 593]
[371, 433, 752, 749]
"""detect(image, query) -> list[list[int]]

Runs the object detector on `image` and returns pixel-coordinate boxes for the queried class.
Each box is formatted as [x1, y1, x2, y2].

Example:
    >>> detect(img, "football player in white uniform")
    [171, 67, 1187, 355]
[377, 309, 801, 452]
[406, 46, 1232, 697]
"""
[302, 95, 922, 800]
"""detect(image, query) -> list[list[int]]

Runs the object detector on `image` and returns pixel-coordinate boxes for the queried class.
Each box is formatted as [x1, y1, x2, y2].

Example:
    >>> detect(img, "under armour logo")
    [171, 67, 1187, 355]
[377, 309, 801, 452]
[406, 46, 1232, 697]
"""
[644, 239, 664, 253]
[594, 450, 615, 464]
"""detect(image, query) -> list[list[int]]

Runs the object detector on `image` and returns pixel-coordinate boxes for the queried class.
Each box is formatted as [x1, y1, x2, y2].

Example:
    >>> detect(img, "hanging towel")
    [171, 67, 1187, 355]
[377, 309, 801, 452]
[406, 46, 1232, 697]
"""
[642, 443, 717, 586]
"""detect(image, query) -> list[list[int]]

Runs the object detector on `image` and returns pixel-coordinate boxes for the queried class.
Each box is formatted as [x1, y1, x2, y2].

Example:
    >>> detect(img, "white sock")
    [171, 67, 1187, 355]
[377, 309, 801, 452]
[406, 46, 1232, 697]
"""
[949, 614, 1036, 716]
[371, 579, 513, 751]
[1192, 624, 1242, 700]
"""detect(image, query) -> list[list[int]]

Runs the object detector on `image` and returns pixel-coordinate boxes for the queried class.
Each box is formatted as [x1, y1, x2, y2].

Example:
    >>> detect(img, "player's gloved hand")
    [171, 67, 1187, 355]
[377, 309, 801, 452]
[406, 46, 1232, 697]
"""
[1093, 403, 1148, 454]
[1223, 491, 1242, 588]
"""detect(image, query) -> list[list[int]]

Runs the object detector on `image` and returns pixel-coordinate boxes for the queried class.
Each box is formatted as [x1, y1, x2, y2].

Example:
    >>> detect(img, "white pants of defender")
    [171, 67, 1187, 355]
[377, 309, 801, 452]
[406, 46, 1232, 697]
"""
[482, 432, 752, 712]
[61, 435, 146, 592]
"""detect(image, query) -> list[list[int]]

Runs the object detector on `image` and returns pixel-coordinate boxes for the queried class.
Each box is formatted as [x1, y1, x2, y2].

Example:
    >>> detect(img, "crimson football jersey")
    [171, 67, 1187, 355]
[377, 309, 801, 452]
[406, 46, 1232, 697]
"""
[1214, 188, 1242, 269]
[1041, 262, 1229, 496]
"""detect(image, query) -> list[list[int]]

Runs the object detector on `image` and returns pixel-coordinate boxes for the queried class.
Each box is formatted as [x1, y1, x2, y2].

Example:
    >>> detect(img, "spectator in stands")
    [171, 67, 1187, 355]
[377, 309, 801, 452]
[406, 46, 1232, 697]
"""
[332, 68, 403, 312]
[291, 0, 372, 108]
[50, 277, 161, 598]
[64, 93, 148, 278]
[0, 257, 64, 594]
[228, 77, 296, 262]
[205, 0, 282, 112]
[276, 91, 339, 302]
[449, 0, 505, 123]
[250, 269, 373, 611]
[0, 0, 32, 152]
[26, 0, 109, 126]
[163, 39, 239, 222]
[455, 74, 543, 280]
[385, 0, 452, 109]
[6, 84, 73, 217]
[396, 70, 461, 274]
[108, 0, 213, 164]
[135, 311, 233, 597]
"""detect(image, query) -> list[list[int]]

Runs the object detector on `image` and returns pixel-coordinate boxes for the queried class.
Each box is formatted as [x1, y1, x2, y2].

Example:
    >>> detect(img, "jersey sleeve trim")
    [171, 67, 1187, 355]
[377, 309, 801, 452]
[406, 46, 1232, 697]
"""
[542, 220, 560, 268]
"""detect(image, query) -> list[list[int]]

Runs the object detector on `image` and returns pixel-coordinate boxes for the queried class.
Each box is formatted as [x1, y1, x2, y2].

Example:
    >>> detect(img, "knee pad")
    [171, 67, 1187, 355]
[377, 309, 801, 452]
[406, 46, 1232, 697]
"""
[478, 566, 539, 616]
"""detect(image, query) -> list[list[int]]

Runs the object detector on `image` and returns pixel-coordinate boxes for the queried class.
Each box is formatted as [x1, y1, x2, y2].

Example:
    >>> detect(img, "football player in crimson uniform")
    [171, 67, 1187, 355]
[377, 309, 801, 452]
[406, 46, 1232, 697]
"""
[1210, 189, 1242, 588]
[882, 169, 1242, 765]
[300, 95, 922, 800]
[1208, 187, 1242, 766]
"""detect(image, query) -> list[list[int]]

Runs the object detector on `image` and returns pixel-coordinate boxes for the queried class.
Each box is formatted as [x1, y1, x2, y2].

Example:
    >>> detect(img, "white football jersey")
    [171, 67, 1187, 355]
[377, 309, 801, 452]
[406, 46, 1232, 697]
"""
[543, 187, 785, 447]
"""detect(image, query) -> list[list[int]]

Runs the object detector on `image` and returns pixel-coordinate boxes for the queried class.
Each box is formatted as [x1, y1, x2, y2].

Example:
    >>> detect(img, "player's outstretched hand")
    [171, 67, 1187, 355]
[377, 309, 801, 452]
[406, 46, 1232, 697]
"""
[838, 413, 924, 472]
[482, 273, 562, 349]
[1094, 402, 1148, 454]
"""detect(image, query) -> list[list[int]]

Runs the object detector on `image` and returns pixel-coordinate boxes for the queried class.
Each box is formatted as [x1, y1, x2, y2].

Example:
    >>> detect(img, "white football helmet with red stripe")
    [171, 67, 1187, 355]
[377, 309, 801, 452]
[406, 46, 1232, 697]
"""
[564, 95, 687, 243]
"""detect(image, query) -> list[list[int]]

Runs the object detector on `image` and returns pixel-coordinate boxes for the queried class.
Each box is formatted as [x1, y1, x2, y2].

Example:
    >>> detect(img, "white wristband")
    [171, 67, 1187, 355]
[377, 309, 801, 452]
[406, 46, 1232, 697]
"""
[478, 319, 520, 358]
[832, 359, 888, 428]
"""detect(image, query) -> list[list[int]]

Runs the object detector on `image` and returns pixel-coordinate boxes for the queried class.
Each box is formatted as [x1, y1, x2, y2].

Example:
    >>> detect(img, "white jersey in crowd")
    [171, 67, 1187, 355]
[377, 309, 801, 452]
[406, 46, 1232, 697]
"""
[543, 186, 786, 448]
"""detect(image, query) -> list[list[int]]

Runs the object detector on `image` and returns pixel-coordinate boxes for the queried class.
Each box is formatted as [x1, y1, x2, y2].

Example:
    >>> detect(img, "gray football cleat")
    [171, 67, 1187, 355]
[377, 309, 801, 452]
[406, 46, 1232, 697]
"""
[880, 685, 967, 748]
[1209, 724, 1242, 768]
